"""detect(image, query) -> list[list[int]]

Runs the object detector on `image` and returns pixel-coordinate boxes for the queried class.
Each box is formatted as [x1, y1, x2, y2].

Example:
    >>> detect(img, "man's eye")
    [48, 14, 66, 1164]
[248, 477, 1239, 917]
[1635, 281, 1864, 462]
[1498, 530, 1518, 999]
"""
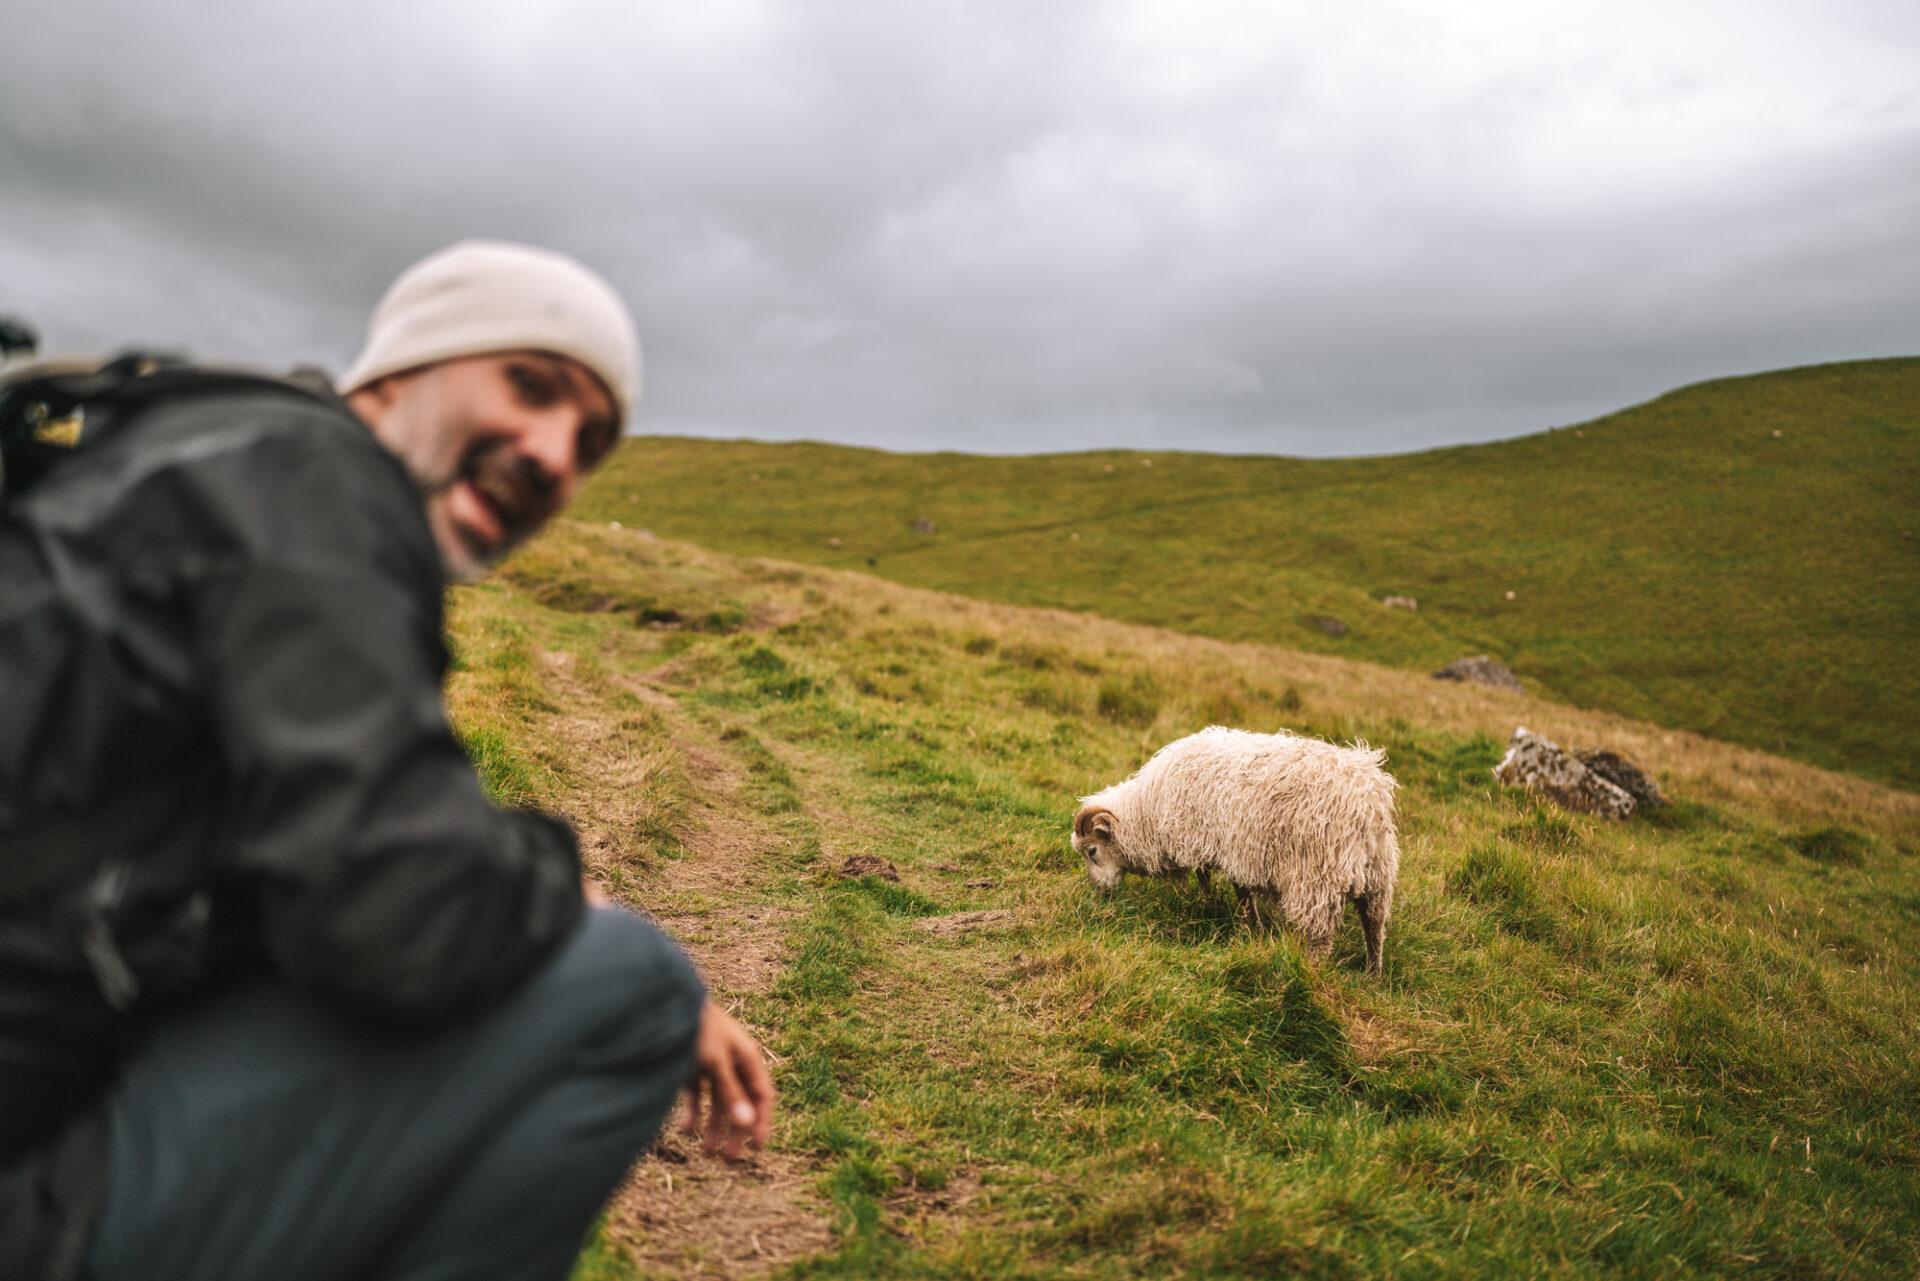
[509, 364, 557, 405]
[578, 421, 618, 470]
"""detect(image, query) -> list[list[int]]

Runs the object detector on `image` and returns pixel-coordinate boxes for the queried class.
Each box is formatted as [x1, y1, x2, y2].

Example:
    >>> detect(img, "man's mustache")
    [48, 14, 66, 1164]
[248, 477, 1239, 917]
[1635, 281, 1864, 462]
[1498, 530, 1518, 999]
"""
[424, 443, 556, 544]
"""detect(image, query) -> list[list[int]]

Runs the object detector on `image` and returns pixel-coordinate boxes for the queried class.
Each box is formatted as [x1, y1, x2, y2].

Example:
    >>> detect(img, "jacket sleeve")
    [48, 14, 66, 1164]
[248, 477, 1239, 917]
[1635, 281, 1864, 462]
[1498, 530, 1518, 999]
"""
[184, 419, 583, 1026]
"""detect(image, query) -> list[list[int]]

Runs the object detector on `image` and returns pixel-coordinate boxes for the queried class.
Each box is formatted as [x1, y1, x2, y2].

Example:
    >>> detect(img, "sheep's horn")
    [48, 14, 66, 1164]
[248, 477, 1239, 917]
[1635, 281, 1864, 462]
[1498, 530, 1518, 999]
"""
[1074, 805, 1114, 839]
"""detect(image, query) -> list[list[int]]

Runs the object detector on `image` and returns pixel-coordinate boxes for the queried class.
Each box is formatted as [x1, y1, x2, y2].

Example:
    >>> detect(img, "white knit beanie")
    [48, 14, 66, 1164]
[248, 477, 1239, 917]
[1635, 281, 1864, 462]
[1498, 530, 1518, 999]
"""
[339, 240, 642, 422]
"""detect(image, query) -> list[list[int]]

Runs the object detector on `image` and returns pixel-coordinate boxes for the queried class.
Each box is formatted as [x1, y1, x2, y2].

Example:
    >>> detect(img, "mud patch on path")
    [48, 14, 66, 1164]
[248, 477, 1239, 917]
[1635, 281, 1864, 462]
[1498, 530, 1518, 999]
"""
[605, 1132, 831, 1280]
[915, 909, 1018, 938]
[648, 904, 798, 998]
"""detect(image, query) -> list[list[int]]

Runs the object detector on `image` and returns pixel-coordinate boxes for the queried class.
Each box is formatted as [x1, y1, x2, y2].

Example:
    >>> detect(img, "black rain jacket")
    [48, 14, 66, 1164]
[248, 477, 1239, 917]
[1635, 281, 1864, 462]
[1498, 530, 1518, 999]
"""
[0, 372, 584, 1274]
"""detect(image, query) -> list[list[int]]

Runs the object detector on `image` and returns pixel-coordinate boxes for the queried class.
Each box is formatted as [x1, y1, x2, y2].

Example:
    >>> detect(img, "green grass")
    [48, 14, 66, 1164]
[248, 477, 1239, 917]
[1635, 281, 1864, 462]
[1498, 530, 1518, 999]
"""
[463, 523, 1919, 1278]
[576, 357, 1920, 790]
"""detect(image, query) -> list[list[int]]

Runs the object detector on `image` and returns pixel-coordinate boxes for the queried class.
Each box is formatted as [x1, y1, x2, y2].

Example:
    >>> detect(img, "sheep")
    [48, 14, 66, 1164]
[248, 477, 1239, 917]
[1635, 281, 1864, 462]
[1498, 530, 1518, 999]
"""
[1072, 726, 1400, 973]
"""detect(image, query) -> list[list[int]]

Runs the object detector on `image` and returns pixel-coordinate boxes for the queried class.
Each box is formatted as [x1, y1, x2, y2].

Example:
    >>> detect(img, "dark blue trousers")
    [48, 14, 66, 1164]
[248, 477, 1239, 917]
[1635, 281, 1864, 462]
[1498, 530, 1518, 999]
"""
[83, 907, 703, 1281]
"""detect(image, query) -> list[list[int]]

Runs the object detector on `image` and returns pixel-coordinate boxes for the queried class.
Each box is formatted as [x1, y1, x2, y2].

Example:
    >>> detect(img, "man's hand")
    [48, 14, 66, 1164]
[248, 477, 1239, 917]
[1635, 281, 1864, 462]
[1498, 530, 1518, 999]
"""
[683, 999, 775, 1158]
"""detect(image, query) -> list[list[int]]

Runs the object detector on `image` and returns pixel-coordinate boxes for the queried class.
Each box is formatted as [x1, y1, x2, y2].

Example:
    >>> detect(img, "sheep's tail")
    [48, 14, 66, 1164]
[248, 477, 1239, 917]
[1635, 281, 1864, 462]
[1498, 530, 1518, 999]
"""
[1346, 739, 1398, 791]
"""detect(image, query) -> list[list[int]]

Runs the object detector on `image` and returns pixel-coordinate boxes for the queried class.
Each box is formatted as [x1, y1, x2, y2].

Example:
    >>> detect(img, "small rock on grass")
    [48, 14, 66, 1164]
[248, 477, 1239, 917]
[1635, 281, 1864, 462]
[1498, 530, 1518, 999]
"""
[838, 855, 899, 881]
[964, 878, 996, 889]
[1575, 749, 1667, 809]
[1493, 727, 1635, 820]
[1434, 655, 1524, 692]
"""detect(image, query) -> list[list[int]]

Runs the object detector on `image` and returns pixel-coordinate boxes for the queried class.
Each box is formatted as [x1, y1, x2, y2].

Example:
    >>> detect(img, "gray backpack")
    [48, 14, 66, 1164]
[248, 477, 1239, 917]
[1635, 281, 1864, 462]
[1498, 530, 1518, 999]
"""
[1, 323, 330, 504]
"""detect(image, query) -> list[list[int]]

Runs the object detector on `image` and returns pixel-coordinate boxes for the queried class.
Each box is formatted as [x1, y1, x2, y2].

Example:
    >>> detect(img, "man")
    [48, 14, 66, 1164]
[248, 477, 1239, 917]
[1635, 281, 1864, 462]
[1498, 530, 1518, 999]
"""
[0, 241, 774, 1280]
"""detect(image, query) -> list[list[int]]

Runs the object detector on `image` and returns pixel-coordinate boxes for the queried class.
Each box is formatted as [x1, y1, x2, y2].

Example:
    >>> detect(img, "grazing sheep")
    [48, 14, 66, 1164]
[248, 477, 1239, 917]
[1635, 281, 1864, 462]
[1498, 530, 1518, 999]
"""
[1072, 726, 1400, 973]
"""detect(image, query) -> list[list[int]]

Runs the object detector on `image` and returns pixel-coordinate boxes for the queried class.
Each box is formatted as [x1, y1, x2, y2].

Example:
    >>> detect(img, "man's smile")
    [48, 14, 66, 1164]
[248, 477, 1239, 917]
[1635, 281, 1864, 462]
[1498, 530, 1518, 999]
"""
[448, 443, 548, 556]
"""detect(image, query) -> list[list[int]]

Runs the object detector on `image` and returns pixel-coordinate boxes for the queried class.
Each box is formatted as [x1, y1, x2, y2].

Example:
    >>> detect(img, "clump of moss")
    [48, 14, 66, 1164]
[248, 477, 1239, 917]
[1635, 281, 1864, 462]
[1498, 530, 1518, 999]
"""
[1787, 826, 1875, 867]
[1097, 673, 1162, 726]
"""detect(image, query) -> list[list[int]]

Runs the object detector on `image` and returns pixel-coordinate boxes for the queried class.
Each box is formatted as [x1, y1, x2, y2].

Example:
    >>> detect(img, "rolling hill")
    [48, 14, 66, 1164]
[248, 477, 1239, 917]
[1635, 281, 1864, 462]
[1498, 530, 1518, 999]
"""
[576, 357, 1920, 790]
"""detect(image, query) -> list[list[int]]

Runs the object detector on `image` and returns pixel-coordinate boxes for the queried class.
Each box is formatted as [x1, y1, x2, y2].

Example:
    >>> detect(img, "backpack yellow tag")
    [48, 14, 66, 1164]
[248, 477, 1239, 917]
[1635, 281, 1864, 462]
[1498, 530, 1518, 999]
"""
[28, 404, 84, 448]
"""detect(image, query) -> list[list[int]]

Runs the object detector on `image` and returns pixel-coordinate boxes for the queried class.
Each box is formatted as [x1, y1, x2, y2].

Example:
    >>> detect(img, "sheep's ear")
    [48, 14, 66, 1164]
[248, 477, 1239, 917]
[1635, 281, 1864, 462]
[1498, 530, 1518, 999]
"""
[1075, 805, 1115, 841]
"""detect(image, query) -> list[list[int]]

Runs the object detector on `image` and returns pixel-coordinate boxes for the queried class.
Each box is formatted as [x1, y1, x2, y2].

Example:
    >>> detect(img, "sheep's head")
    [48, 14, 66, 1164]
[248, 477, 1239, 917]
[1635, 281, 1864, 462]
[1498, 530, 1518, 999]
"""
[1072, 804, 1124, 890]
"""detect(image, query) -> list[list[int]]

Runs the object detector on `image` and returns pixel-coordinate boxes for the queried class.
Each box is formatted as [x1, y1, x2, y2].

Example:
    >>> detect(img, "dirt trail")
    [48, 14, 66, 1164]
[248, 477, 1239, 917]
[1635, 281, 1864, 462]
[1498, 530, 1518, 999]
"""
[534, 653, 833, 1277]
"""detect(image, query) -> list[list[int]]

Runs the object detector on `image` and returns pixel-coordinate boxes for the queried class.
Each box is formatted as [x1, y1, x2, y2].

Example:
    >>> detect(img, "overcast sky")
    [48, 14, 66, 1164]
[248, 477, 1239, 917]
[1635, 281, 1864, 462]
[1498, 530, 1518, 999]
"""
[3, 0, 1916, 455]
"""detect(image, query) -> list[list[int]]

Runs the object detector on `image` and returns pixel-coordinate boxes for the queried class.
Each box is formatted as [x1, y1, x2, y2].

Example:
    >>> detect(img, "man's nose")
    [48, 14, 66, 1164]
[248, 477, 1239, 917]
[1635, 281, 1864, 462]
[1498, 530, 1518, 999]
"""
[518, 412, 583, 504]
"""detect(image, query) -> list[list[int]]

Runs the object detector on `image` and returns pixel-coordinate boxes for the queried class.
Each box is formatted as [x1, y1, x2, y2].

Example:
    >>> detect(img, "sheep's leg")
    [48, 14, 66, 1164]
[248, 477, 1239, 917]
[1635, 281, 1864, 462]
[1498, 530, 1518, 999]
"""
[1254, 889, 1292, 935]
[1196, 867, 1211, 895]
[1356, 892, 1388, 976]
[1234, 883, 1259, 928]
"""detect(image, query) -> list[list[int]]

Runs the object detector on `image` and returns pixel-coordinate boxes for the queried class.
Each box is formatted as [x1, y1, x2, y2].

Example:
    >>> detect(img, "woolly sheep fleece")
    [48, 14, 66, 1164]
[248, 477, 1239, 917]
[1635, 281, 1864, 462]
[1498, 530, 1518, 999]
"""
[1073, 726, 1400, 972]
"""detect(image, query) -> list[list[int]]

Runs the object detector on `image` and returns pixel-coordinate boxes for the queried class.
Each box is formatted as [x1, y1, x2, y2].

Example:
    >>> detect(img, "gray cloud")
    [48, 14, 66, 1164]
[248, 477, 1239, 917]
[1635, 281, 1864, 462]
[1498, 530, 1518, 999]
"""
[3, 0, 1916, 454]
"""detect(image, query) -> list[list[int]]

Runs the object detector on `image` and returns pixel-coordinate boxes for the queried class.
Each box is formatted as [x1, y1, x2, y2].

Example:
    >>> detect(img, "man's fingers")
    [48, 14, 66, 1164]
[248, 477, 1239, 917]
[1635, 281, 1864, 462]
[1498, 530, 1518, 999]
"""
[685, 1001, 775, 1159]
[703, 1049, 750, 1156]
[735, 1040, 775, 1148]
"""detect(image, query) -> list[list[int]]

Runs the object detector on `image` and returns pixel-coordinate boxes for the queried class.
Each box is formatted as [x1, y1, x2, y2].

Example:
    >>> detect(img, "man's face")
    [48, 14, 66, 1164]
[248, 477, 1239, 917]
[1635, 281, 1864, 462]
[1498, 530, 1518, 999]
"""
[352, 350, 620, 581]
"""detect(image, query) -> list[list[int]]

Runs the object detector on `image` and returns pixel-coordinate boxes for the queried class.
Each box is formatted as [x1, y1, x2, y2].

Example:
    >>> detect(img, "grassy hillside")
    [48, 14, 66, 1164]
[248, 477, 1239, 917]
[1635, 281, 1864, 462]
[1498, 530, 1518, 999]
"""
[446, 520, 1918, 1278]
[575, 358, 1920, 790]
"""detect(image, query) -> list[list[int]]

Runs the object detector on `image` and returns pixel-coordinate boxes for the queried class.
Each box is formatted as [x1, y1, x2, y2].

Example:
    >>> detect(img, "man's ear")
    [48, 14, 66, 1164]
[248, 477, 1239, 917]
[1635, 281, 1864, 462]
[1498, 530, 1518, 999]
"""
[345, 377, 396, 424]
[345, 370, 421, 426]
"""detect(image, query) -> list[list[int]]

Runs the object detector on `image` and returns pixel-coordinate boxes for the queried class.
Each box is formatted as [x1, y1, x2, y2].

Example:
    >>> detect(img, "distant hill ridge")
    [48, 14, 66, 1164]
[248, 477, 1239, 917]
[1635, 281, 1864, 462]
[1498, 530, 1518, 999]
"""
[578, 357, 1920, 789]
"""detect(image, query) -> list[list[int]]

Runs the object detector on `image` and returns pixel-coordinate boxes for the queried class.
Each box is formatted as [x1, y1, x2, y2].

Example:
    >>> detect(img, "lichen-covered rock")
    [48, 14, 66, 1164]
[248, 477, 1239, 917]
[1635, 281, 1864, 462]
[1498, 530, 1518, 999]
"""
[1433, 655, 1524, 692]
[1381, 595, 1418, 611]
[1493, 727, 1635, 820]
[1575, 749, 1667, 809]
[1312, 615, 1348, 637]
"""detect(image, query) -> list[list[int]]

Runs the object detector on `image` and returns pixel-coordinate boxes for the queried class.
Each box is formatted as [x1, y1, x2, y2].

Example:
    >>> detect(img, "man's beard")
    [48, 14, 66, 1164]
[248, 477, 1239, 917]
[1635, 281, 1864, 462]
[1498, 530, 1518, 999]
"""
[416, 440, 553, 581]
